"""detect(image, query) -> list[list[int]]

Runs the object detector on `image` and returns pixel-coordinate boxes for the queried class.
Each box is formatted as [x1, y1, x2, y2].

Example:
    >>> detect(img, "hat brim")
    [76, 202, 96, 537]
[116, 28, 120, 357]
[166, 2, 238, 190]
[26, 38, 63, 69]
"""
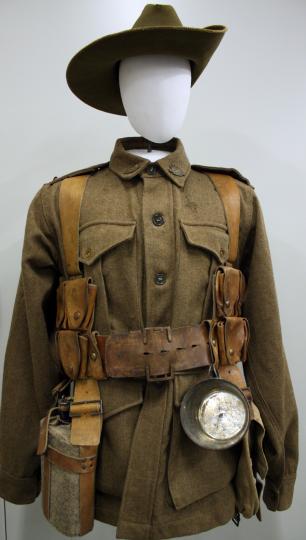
[66, 25, 227, 115]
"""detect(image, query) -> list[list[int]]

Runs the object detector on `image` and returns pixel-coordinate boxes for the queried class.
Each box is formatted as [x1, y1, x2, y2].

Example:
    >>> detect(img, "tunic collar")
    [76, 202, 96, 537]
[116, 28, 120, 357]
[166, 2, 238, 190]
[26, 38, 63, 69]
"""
[109, 135, 191, 188]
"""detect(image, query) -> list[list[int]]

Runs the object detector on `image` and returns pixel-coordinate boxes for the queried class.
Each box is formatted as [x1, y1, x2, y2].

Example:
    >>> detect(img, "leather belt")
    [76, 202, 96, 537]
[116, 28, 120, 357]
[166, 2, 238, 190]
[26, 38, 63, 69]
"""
[95, 320, 211, 381]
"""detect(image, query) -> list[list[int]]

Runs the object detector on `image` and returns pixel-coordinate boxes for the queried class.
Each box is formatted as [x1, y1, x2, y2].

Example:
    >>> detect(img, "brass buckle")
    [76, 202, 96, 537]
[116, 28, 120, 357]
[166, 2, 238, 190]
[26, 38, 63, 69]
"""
[68, 398, 103, 418]
[145, 364, 175, 382]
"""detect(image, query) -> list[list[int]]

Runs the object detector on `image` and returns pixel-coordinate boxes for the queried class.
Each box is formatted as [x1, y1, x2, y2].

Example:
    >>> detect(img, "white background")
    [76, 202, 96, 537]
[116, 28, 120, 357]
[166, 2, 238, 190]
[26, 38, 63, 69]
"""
[0, 1, 305, 539]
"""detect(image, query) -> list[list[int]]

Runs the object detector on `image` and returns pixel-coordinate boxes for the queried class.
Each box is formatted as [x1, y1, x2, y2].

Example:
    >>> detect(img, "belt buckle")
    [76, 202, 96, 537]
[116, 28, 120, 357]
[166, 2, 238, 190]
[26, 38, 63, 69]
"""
[145, 363, 175, 382]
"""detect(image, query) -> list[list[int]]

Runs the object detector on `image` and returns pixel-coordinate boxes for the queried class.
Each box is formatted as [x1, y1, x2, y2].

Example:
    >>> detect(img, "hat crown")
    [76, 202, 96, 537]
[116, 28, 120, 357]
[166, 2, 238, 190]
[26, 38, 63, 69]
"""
[132, 3, 183, 29]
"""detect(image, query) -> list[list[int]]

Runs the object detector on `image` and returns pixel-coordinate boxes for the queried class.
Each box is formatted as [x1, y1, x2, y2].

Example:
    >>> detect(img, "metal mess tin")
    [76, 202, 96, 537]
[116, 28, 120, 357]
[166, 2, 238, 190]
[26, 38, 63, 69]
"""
[180, 377, 250, 450]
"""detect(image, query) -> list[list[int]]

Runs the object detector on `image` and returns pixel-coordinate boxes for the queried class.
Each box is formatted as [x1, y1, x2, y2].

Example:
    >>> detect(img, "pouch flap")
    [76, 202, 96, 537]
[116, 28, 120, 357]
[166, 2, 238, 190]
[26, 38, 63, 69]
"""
[224, 316, 250, 364]
[180, 221, 229, 263]
[79, 221, 136, 265]
[214, 266, 246, 317]
[56, 330, 81, 380]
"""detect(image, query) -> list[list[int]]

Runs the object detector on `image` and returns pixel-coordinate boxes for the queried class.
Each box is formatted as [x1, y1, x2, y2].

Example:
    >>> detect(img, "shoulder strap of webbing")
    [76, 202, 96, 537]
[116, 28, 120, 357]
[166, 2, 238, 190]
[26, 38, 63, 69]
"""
[208, 173, 241, 266]
[58, 173, 103, 451]
[58, 174, 90, 276]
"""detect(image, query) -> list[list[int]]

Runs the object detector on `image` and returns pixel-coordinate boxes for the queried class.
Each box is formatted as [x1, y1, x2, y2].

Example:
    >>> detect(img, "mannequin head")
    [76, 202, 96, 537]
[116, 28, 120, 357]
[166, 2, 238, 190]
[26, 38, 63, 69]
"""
[118, 54, 191, 143]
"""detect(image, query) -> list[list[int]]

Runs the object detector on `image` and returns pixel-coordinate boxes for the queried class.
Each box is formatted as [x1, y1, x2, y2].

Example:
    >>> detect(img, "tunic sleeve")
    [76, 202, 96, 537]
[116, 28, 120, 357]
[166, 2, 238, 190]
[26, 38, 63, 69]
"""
[240, 189, 299, 511]
[0, 185, 62, 504]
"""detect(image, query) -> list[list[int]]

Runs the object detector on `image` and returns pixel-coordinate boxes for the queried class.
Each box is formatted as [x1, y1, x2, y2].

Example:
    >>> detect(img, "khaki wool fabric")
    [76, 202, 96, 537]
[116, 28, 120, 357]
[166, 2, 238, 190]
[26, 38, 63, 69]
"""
[0, 135, 299, 539]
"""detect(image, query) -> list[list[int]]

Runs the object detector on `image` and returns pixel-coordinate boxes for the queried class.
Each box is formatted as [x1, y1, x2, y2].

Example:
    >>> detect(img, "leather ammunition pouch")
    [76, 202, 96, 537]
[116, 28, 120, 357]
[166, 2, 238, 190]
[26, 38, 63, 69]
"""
[55, 276, 104, 381]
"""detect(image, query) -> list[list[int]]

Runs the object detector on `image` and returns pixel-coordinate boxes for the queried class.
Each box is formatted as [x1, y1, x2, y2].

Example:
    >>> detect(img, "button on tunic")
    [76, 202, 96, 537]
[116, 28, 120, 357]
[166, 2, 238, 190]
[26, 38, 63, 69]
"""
[0, 135, 299, 540]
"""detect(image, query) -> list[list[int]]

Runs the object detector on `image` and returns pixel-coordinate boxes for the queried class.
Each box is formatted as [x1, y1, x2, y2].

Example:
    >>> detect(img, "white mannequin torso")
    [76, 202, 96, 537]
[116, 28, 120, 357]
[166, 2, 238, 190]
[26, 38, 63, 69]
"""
[118, 54, 191, 161]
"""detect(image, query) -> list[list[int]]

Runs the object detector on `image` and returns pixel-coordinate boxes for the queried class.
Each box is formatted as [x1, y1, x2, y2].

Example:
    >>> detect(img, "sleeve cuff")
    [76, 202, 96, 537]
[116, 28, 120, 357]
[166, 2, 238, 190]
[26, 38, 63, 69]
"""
[0, 466, 41, 504]
[263, 475, 297, 511]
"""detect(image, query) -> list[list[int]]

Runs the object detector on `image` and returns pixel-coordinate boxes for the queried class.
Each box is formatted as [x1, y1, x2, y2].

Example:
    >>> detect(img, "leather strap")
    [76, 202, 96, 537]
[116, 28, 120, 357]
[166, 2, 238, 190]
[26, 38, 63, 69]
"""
[59, 174, 90, 277]
[46, 445, 97, 474]
[70, 378, 103, 446]
[95, 322, 212, 380]
[208, 173, 241, 265]
[58, 173, 103, 447]
[42, 455, 51, 519]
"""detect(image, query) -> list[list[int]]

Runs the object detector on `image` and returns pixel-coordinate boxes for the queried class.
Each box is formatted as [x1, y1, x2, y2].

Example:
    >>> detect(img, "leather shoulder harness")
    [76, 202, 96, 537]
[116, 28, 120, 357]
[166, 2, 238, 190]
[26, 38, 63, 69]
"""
[208, 172, 241, 267]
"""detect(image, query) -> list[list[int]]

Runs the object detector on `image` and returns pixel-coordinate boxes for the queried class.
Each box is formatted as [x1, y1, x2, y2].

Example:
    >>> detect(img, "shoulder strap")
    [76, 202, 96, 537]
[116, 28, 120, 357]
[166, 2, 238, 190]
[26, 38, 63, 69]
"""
[208, 173, 240, 266]
[58, 174, 90, 276]
[50, 160, 109, 185]
[58, 173, 103, 450]
[191, 163, 254, 189]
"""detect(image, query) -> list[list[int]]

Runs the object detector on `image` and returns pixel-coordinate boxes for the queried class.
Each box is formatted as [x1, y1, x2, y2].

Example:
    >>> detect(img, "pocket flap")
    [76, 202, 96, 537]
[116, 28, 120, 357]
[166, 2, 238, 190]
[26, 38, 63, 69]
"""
[180, 221, 229, 263]
[79, 221, 136, 265]
[55, 329, 81, 380]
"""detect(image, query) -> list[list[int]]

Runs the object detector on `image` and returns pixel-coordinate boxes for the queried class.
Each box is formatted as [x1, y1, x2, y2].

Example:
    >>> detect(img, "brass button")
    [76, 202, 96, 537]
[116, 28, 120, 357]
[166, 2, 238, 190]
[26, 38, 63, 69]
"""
[225, 299, 230, 306]
[229, 348, 234, 355]
[152, 212, 165, 226]
[154, 272, 166, 285]
[90, 352, 97, 361]
[212, 339, 216, 346]
[73, 311, 81, 320]
[168, 163, 184, 176]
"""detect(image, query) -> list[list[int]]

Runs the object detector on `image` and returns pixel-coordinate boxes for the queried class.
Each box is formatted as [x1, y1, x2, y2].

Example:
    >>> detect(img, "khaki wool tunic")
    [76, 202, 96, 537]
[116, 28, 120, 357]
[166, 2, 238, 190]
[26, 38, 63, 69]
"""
[0, 135, 299, 539]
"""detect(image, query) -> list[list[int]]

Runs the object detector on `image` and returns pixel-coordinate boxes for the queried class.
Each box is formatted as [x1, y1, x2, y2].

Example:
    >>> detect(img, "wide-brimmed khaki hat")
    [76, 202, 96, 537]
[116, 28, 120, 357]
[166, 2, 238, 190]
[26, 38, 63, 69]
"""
[66, 3, 227, 115]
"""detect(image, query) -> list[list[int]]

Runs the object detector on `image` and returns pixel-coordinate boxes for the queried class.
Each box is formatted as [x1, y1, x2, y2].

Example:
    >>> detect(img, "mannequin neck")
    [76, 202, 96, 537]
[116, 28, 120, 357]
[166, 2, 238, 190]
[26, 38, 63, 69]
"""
[123, 136, 177, 161]
[126, 147, 170, 161]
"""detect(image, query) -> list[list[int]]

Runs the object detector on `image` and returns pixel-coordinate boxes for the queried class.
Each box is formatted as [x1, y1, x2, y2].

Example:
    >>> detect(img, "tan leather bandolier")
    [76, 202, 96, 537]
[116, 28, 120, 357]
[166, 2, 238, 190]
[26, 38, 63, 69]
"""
[36, 171, 258, 536]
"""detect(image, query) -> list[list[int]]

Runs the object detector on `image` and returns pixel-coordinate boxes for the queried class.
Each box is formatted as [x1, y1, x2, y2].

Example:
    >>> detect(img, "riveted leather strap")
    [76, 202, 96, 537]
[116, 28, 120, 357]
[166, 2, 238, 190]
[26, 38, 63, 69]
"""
[208, 173, 241, 265]
[70, 378, 103, 446]
[46, 445, 97, 474]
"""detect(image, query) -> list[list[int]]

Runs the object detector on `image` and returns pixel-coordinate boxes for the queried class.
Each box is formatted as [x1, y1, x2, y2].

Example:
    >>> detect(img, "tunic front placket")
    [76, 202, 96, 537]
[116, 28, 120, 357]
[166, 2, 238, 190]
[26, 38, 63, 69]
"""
[140, 164, 176, 327]
[115, 164, 176, 540]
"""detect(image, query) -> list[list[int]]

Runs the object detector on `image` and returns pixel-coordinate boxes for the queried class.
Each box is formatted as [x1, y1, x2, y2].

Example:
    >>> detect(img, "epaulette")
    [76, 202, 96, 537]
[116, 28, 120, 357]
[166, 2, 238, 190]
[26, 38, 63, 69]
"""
[48, 160, 109, 185]
[191, 164, 255, 189]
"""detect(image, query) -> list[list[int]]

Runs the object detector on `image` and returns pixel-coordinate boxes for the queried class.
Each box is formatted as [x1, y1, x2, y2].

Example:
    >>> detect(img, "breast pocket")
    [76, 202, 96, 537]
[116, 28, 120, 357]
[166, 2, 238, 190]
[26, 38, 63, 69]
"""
[78, 220, 141, 331]
[174, 220, 230, 324]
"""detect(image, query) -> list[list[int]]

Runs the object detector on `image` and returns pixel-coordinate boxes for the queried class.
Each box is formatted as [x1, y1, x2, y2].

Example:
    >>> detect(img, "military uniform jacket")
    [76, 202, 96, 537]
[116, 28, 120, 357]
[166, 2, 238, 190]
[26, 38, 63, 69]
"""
[0, 135, 299, 540]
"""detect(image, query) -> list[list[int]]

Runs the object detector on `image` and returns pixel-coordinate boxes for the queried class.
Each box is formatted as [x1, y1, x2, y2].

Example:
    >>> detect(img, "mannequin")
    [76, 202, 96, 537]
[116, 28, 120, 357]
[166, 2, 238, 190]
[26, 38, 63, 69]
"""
[118, 54, 191, 160]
